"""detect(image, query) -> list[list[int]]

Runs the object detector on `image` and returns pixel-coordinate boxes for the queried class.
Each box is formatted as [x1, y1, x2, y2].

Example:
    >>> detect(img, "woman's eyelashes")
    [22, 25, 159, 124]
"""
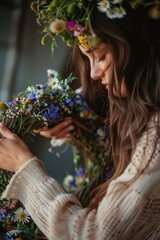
[97, 55, 106, 63]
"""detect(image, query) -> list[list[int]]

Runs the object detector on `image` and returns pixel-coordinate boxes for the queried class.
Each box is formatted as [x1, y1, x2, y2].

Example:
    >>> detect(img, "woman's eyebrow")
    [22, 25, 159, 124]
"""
[85, 47, 98, 53]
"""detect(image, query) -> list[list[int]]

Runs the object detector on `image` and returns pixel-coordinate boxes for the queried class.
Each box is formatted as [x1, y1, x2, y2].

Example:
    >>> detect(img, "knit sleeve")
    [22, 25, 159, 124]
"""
[2, 158, 160, 240]
[2, 122, 160, 240]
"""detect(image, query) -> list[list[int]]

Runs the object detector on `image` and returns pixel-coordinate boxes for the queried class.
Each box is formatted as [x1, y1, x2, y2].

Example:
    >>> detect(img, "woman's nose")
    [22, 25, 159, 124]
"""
[90, 66, 104, 80]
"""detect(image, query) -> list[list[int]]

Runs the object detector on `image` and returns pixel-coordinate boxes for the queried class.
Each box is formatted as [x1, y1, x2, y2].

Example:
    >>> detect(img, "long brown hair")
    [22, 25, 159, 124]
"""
[71, 3, 160, 209]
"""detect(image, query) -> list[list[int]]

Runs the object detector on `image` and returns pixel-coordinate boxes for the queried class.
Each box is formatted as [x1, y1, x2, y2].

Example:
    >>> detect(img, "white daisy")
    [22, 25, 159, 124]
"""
[47, 69, 58, 79]
[106, 7, 117, 19]
[14, 207, 30, 224]
[97, 0, 110, 13]
[63, 175, 75, 189]
[47, 77, 59, 88]
[115, 6, 126, 18]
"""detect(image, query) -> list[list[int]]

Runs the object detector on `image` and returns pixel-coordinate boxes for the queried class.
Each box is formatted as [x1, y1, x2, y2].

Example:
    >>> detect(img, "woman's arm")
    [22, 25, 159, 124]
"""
[0, 123, 160, 240]
[2, 158, 160, 240]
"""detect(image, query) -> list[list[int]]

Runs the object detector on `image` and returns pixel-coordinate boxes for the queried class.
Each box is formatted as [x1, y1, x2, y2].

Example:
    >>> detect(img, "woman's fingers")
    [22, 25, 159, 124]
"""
[39, 119, 74, 138]
[0, 123, 18, 140]
[0, 123, 33, 172]
[33, 126, 48, 133]
[55, 125, 74, 139]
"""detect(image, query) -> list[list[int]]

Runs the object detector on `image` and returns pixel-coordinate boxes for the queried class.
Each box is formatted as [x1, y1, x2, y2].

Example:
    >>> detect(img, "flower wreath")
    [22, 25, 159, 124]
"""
[30, 0, 160, 51]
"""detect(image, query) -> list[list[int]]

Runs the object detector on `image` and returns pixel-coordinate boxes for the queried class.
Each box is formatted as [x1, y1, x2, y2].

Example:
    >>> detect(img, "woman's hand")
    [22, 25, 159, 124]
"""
[0, 123, 34, 172]
[34, 118, 75, 139]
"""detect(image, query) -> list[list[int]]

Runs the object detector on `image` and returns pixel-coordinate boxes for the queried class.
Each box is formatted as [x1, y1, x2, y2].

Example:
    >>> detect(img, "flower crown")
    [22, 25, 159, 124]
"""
[31, 0, 160, 51]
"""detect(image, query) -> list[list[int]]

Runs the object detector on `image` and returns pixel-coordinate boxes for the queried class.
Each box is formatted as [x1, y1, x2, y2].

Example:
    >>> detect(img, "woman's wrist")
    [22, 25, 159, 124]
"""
[17, 152, 34, 171]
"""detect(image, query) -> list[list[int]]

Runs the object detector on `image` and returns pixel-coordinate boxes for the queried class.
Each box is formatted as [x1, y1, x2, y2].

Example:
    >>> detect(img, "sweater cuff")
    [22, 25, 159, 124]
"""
[1, 157, 65, 204]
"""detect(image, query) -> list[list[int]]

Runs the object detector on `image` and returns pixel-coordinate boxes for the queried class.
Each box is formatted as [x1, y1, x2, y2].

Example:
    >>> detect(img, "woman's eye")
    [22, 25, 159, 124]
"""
[97, 55, 105, 62]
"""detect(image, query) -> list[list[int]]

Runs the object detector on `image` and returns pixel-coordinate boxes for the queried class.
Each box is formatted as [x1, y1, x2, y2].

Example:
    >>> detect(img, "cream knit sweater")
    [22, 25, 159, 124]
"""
[2, 120, 160, 240]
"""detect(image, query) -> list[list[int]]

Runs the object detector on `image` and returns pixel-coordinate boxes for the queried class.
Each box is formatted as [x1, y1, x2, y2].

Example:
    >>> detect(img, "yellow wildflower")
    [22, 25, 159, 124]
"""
[26, 98, 33, 104]
[0, 102, 8, 110]
[82, 109, 90, 117]
[78, 35, 91, 49]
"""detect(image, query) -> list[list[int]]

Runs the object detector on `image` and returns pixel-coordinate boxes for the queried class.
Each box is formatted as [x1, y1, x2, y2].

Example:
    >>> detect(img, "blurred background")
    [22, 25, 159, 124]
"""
[0, 0, 75, 180]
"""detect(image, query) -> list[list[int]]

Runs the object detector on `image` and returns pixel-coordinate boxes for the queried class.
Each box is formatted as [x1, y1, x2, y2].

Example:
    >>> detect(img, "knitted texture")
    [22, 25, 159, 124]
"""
[2, 119, 160, 240]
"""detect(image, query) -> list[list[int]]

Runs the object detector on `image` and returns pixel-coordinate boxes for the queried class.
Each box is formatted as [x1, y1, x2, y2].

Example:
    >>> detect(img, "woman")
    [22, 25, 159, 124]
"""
[0, 2, 160, 239]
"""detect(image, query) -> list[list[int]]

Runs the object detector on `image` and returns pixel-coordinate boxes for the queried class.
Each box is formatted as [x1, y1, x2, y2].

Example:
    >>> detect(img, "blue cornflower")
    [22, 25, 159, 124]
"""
[51, 90, 57, 96]
[0, 209, 6, 221]
[65, 97, 77, 107]
[79, 94, 84, 103]
[69, 179, 76, 188]
[5, 230, 21, 240]
[43, 85, 47, 91]
[49, 104, 59, 112]
[43, 104, 60, 120]
[76, 167, 85, 176]
[27, 93, 38, 102]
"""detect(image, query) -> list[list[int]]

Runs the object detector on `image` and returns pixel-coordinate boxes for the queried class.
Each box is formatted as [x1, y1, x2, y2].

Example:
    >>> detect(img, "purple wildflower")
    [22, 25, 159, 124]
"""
[65, 97, 77, 107]
[27, 93, 38, 102]
[69, 179, 76, 188]
[67, 21, 85, 37]
[43, 104, 60, 120]
[76, 167, 84, 176]
[7, 99, 18, 107]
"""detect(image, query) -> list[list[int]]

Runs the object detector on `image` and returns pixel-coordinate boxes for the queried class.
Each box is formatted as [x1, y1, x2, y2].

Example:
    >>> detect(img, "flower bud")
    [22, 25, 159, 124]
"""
[30, 2, 38, 12]
[67, 3, 76, 14]
[49, 19, 66, 33]
[0, 102, 8, 121]
[66, 39, 74, 47]
[41, 35, 47, 45]
[0, 102, 8, 110]
[26, 98, 33, 104]
[49, 0, 57, 10]
[149, 5, 160, 19]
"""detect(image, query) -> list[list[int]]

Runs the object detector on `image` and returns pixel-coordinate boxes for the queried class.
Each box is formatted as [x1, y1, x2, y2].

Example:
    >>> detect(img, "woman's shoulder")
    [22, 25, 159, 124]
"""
[128, 114, 160, 174]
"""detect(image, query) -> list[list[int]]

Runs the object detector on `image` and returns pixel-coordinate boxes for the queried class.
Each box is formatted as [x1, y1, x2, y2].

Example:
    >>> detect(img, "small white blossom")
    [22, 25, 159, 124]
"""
[106, 7, 117, 19]
[6, 230, 21, 237]
[75, 87, 82, 94]
[47, 69, 58, 79]
[14, 207, 30, 224]
[115, 6, 126, 18]
[97, 1, 110, 12]
[27, 86, 35, 93]
[48, 78, 59, 88]
[63, 175, 75, 189]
